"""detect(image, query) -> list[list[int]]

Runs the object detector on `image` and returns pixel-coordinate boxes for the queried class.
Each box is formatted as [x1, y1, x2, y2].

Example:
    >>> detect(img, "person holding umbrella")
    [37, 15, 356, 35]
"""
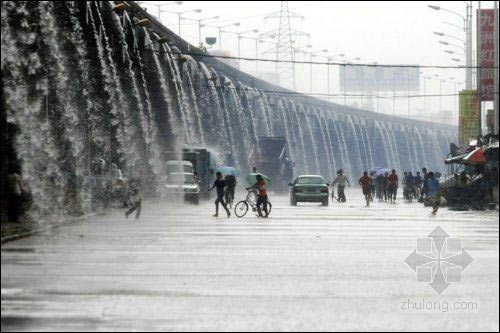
[246, 174, 269, 218]
[217, 166, 238, 208]
[208, 172, 231, 218]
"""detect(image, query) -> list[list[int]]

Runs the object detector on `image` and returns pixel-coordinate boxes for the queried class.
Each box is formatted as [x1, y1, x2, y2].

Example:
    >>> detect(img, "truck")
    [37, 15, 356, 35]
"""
[164, 148, 219, 199]
[249, 137, 292, 193]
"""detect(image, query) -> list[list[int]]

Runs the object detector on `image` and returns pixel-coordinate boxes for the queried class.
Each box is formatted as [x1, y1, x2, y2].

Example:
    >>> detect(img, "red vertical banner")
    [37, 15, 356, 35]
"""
[478, 9, 498, 101]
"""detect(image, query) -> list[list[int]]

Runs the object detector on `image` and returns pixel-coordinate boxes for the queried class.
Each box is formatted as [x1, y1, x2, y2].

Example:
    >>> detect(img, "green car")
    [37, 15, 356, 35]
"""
[289, 175, 330, 206]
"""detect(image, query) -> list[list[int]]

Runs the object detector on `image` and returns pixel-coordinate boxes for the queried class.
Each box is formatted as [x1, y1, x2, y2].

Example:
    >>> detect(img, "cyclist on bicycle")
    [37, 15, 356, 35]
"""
[224, 174, 236, 208]
[246, 174, 269, 218]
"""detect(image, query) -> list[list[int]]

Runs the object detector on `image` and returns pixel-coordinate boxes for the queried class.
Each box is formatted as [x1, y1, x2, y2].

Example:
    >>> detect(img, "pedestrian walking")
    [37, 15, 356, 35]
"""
[419, 167, 429, 203]
[359, 171, 373, 207]
[369, 171, 376, 201]
[383, 172, 389, 202]
[375, 173, 385, 202]
[387, 169, 399, 204]
[332, 169, 350, 202]
[414, 171, 422, 199]
[125, 178, 141, 220]
[209, 171, 231, 218]
[7, 169, 23, 222]
[224, 174, 236, 208]
[427, 171, 441, 214]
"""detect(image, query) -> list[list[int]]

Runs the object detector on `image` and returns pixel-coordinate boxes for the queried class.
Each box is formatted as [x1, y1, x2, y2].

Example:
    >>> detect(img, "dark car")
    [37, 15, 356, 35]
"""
[289, 175, 329, 206]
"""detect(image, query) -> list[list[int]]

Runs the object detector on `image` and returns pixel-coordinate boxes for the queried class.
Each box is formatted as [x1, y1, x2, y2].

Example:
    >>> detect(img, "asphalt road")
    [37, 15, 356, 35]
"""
[1, 189, 499, 331]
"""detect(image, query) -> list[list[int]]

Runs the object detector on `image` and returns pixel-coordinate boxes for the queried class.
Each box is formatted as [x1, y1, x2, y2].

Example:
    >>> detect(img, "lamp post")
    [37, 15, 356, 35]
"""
[308, 49, 328, 95]
[235, 29, 259, 58]
[325, 54, 344, 101]
[243, 34, 276, 73]
[444, 49, 465, 56]
[422, 74, 430, 115]
[187, 15, 219, 45]
[342, 57, 361, 105]
[203, 22, 241, 50]
[161, 8, 202, 37]
[438, 39, 465, 50]
[429, 2, 472, 89]
[138, 1, 183, 22]
[291, 45, 312, 93]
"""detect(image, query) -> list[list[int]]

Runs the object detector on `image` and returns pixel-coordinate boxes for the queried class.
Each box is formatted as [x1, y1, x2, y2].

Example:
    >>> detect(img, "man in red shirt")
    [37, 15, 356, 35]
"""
[358, 171, 373, 207]
[387, 169, 399, 204]
[247, 174, 269, 217]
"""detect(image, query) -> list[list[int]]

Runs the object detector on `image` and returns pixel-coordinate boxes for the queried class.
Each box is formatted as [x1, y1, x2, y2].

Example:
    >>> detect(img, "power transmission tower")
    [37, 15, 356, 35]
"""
[260, 1, 308, 90]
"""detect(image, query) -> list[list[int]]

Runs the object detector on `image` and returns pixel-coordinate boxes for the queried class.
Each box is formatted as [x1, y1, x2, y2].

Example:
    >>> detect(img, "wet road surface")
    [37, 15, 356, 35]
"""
[2, 189, 499, 331]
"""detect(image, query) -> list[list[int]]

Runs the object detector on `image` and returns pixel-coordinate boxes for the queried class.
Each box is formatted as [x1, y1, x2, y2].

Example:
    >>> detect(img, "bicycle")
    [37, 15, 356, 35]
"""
[234, 190, 272, 218]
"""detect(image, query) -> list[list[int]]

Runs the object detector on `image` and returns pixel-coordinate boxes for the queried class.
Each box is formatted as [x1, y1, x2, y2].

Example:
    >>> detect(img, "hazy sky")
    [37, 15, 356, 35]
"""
[139, 1, 496, 123]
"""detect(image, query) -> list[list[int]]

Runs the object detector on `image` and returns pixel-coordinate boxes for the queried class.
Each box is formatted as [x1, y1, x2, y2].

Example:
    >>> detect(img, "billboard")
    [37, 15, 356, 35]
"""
[477, 9, 498, 101]
[458, 90, 478, 144]
[339, 65, 420, 92]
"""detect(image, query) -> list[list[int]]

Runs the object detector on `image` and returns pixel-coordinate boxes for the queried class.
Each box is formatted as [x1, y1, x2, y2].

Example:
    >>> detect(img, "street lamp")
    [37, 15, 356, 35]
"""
[161, 8, 202, 37]
[325, 53, 344, 101]
[438, 40, 464, 51]
[308, 49, 328, 95]
[342, 57, 361, 106]
[445, 49, 465, 56]
[434, 31, 466, 44]
[137, 1, 183, 22]
[202, 22, 241, 50]
[183, 15, 219, 45]
[242, 34, 276, 73]
[429, 2, 472, 89]
[235, 29, 259, 58]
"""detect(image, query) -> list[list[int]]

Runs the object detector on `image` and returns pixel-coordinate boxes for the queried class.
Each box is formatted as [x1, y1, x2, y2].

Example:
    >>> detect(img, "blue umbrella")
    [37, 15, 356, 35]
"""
[217, 166, 239, 177]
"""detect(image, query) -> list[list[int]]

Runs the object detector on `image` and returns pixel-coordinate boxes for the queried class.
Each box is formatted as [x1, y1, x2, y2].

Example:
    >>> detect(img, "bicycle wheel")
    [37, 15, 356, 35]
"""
[234, 201, 249, 218]
[255, 201, 273, 216]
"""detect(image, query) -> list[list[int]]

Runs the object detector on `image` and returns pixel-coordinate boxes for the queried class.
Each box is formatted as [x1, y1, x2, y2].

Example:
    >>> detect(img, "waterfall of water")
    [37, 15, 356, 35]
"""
[289, 101, 308, 174]
[299, 105, 321, 174]
[2, 1, 460, 219]
[238, 82, 259, 148]
[313, 108, 334, 179]
[183, 59, 206, 146]
[345, 114, 364, 175]
[318, 110, 337, 179]
[329, 113, 352, 175]
[257, 90, 273, 136]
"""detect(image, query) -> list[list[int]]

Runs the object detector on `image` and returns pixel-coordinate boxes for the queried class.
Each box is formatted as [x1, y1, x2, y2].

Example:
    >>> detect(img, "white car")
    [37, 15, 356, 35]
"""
[166, 160, 194, 174]
[166, 172, 200, 204]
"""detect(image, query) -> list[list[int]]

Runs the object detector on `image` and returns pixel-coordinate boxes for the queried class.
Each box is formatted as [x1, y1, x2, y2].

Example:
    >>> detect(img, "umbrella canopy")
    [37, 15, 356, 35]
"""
[375, 168, 391, 176]
[370, 167, 390, 176]
[245, 173, 271, 185]
[444, 153, 468, 164]
[217, 166, 239, 177]
[462, 148, 486, 164]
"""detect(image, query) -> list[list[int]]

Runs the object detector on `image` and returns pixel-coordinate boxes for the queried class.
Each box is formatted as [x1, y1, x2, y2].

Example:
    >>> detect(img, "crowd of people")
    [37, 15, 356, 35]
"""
[330, 167, 442, 214]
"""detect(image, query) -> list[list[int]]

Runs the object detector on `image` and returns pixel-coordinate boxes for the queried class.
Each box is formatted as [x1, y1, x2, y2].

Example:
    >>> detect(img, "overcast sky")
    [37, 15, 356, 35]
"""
[139, 1, 496, 123]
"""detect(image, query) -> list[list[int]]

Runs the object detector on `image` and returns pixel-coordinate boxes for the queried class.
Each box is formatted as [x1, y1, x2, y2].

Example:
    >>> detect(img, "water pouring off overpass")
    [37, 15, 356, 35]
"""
[1, 1, 456, 215]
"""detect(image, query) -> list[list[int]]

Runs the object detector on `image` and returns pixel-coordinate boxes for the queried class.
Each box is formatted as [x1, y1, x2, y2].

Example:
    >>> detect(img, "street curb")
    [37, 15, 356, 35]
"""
[1, 213, 98, 246]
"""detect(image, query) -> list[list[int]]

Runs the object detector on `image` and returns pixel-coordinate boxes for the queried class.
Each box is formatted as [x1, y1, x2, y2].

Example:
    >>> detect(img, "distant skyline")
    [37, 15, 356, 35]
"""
[139, 1, 496, 124]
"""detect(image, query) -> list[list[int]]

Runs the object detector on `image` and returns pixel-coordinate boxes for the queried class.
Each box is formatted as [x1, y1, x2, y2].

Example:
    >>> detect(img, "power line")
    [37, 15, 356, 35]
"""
[148, 49, 498, 69]
[198, 1, 325, 25]
[178, 79, 499, 100]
